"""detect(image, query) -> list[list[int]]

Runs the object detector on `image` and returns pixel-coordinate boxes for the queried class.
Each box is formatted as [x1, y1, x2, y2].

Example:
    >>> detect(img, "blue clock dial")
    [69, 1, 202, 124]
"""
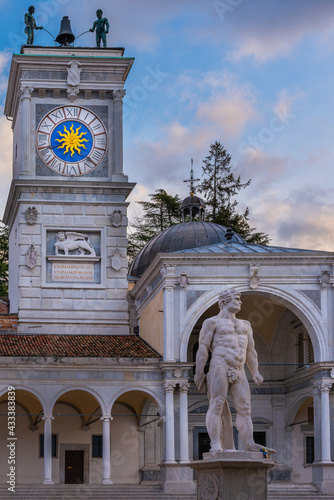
[36, 106, 108, 176]
[50, 121, 93, 163]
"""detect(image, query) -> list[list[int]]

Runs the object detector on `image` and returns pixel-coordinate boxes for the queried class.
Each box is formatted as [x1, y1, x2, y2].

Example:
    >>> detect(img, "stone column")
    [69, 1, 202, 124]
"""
[42, 415, 54, 484]
[318, 381, 333, 462]
[164, 381, 176, 463]
[163, 266, 176, 361]
[179, 381, 190, 463]
[20, 85, 34, 177]
[101, 415, 113, 484]
[112, 90, 126, 175]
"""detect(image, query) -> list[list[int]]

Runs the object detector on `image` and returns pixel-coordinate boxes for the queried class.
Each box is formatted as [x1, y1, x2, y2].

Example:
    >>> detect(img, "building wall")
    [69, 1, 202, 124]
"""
[139, 291, 163, 355]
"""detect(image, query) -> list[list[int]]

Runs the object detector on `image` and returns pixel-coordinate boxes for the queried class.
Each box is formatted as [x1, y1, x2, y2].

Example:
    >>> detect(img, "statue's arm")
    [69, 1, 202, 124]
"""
[104, 18, 110, 33]
[90, 20, 97, 32]
[194, 319, 214, 393]
[245, 322, 263, 385]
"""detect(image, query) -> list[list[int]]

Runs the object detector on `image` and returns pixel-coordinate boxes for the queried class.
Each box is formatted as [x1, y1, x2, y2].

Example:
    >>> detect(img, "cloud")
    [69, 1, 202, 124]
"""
[248, 186, 334, 251]
[211, 0, 334, 62]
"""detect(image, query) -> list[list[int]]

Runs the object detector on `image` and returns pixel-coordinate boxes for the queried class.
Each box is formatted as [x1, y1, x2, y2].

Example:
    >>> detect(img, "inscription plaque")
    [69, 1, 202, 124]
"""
[52, 263, 95, 283]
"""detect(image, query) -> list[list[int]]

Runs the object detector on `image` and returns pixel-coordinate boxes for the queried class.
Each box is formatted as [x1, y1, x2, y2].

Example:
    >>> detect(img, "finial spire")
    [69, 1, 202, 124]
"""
[183, 158, 200, 196]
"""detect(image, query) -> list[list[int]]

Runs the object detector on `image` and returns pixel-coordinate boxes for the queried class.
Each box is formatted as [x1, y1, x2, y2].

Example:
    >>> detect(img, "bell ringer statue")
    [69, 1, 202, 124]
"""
[195, 288, 274, 454]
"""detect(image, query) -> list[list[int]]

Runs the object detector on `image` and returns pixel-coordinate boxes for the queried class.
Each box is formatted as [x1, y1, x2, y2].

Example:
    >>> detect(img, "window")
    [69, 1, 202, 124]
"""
[296, 330, 314, 368]
[39, 434, 57, 457]
[92, 435, 103, 458]
[305, 436, 314, 464]
[253, 431, 266, 447]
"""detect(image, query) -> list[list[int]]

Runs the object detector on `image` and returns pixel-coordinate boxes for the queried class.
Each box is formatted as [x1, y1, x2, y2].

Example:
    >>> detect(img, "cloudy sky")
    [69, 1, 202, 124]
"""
[1, 0, 334, 250]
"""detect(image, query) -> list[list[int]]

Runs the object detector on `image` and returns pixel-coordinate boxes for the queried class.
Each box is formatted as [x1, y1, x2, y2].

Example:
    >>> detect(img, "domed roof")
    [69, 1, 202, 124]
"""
[129, 221, 246, 278]
[180, 195, 206, 209]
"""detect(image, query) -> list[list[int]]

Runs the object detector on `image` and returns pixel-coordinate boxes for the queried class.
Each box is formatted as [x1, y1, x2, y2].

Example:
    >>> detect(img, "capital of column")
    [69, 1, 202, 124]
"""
[164, 380, 176, 393]
[179, 381, 190, 393]
[42, 415, 54, 422]
[112, 89, 126, 102]
[20, 85, 34, 101]
[318, 381, 333, 392]
[164, 283, 176, 292]
[100, 415, 113, 422]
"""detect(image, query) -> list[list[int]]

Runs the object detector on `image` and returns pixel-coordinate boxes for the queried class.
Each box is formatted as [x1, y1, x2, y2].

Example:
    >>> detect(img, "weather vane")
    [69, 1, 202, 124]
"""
[184, 159, 200, 196]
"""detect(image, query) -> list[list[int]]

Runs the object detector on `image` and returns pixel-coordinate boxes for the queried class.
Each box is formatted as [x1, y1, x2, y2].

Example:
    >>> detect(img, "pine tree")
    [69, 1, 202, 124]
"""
[128, 190, 181, 260]
[199, 141, 270, 245]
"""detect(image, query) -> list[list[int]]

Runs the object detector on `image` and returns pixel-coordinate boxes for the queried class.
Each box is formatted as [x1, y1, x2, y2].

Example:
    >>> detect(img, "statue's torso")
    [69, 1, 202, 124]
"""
[210, 318, 249, 368]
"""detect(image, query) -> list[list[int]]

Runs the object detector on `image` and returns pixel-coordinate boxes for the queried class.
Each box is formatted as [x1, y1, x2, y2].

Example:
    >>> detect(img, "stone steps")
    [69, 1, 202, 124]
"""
[268, 483, 334, 500]
[0, 483, 333, 500]
[0, 484, 196, 500]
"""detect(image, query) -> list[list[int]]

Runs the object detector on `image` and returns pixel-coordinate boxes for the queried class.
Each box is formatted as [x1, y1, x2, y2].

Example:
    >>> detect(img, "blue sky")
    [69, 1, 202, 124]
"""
[1, 0, 334, 250]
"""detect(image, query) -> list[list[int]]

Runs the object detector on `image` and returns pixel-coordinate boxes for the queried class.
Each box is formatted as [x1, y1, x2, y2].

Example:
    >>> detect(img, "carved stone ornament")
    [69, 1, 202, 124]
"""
[173, 368, 183, 378]
[197, 471, 220, 500]
[110, 246, 122, 272]
[20, 85, 34, 101]
[110, 210, 123, 228]
[163, 381, 176, 393]
[54, 232, 96, 257]
[26, 244, 37, 269]
[179, 271, 189, 289]
[67, 87, 80, 102]
[112, 89, 126, 102]
[319, 270, 331, 288]
[249, 264, 260, 290]
[67, 61, 81, 87]
[24, 206, 38, 225]
[67, 61, 81, 101]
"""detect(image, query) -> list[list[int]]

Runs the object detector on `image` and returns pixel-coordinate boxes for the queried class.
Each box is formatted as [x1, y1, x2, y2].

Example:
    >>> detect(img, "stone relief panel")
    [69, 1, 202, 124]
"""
[46, 230, 101, 284]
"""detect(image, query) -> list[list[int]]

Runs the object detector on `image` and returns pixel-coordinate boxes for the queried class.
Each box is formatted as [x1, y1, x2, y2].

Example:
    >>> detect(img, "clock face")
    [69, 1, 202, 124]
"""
[36, 106, 108, 176]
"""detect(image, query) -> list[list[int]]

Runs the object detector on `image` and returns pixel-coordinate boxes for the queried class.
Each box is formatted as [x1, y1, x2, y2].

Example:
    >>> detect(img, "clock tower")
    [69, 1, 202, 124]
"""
[3, 45, 135, 334]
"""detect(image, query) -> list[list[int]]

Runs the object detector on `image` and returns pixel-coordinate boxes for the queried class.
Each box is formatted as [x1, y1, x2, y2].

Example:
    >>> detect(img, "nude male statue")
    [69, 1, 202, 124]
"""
[24, 6, 42, 45]
[195, 288, 273, 453]
[90, 9, 109, 48]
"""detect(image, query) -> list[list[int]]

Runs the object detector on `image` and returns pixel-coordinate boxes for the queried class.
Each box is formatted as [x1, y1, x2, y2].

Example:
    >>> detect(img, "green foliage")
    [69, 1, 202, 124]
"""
[128, 189, 181, 260]
[0, 223, 9, 298]
[199, 141, 270, 245]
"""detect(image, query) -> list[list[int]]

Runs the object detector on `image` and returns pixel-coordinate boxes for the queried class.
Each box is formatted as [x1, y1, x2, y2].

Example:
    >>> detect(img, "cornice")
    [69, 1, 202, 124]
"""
[3, 179, 136, 226]
[130, 252, 334, 303]
[5, 53, 134, 120]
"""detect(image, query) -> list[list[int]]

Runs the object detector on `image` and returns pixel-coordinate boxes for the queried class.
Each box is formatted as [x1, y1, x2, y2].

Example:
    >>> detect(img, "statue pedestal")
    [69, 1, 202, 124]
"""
[190, 451, 274, 500]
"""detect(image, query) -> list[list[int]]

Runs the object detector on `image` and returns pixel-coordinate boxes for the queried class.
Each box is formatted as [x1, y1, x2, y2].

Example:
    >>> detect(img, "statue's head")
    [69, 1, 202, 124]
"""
[28, 5, 35, 14]
[218, 288, 240, 310]
[96, 9, 103, 18]
[56, 231, 66, 242]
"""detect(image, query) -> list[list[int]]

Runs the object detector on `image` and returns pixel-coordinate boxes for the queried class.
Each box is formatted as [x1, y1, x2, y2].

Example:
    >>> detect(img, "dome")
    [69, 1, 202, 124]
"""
[180, 195, 206, 209]
[129, 221, 246, 278]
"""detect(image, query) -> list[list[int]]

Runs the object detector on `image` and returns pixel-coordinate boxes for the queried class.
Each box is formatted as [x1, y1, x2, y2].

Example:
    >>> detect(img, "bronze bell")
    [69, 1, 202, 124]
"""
[55, 16, 75, 46]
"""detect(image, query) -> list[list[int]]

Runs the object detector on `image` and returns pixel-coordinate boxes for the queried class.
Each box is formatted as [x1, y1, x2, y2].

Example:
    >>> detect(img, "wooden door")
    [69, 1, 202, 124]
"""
[65, 450, 84, 484]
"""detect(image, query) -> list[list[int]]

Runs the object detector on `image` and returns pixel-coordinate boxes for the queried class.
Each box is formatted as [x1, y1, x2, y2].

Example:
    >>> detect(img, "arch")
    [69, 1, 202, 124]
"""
[109, 386, 163, 416]
[180, 285, 327, 362]
[49, 386, 106, 415]
[0, 386, 47, 414]
[286, 394, 314, 427]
